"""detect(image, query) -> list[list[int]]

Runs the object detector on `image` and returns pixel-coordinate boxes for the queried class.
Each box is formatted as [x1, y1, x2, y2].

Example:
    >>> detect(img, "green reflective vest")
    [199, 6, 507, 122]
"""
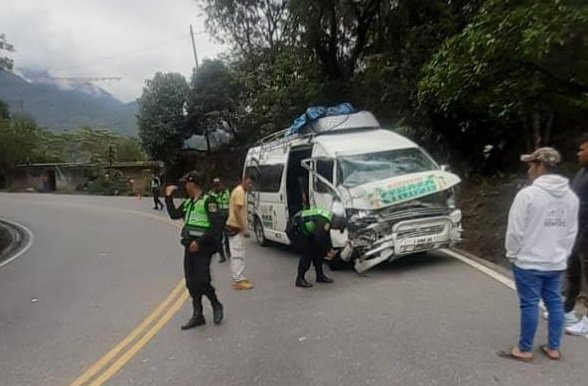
[300, 208, 332, 235]
[183, 195, 212, 230]
[209, 189, 230, 210]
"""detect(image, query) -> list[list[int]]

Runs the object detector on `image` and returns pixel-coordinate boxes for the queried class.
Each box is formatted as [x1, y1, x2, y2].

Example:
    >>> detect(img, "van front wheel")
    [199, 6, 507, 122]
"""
[254, 217, 268, 247]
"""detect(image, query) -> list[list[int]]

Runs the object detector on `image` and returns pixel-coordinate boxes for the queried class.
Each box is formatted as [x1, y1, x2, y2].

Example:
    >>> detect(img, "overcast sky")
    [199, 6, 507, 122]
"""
[0, 0, 226, 102]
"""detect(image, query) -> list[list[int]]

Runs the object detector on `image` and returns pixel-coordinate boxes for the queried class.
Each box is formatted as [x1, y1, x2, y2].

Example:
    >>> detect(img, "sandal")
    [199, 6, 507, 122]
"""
[539, 345, 561, 361]
[497, 347, 534, 363]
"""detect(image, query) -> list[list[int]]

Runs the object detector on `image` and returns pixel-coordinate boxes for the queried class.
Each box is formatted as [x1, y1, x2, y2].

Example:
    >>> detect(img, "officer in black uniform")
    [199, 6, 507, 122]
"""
[287, 205, 347, 288]
[165, 171, 224, 330]
[209, 177, 231, 263]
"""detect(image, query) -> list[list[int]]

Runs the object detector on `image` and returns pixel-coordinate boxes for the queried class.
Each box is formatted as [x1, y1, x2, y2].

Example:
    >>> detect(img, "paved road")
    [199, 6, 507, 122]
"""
[1, 193, 587, 386]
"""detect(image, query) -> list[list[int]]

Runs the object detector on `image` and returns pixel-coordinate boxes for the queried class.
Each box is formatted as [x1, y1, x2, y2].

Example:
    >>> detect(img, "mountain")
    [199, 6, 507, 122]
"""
[0, 69, 137, 136]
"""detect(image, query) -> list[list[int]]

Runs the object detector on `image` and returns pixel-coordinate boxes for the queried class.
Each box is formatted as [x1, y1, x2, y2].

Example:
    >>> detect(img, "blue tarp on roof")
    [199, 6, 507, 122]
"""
[286, 103, 356, 137]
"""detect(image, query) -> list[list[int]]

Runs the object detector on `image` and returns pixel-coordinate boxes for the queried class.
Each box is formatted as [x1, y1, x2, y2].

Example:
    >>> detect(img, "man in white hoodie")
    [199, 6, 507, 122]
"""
[500, 147, 579, 362]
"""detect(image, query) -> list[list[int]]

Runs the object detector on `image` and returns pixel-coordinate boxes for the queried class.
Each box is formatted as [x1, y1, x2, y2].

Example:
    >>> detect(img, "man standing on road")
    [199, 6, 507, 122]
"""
[151, 174, 163, 210]
[226, 174, 255, 290]
[286, 205, 346, 288]
[165, 171, 224, 329]
[209, 177, 231, 263]
[565, 135, 588, 336]
[500, 147, 578, 361]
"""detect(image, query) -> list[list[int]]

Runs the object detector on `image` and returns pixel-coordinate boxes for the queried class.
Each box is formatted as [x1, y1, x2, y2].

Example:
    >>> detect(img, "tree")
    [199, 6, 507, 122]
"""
[0, 116, 41, 175]
[419, 0, 588, 151]
[198, 0, 290, 55]
[186, 59, 240, 151]
[0, 99, 10, 120]
[137, 72, 189, 166]
[0, 34, 14, 70]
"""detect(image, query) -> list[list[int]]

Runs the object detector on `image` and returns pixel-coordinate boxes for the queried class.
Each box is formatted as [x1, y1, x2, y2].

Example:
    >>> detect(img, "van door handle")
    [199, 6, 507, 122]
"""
[280, 194, 283, 202]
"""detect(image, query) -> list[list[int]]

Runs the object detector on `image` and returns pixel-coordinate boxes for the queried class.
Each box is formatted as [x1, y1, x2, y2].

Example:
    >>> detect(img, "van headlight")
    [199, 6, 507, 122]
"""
[446, 194, 456, 209]
[349, 209, 374, 222]
[449, 209, 462, 224]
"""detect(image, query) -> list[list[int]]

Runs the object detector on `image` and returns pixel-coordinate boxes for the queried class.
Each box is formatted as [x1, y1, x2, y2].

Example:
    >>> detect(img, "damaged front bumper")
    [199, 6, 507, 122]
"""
[341, 211, 462, 273]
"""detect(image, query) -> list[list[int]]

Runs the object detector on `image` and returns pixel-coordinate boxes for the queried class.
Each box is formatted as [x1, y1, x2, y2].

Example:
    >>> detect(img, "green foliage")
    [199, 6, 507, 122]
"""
[419, 0, 588, 147]
[86, 169, 128, 196]
[186, 60, 240, 150]
[0, 116, 41, 174]
[0, 34, 14, 71]
[199, 0, 289, 54]
[0, 111, 146, 176]
[0, 99, 9, 119]
[137, 72, 189, 166]
[193, 0, 587, 173]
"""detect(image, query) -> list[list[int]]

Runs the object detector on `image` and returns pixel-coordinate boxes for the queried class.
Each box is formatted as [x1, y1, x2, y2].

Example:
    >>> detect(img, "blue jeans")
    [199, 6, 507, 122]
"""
[512, 265, 565, 352]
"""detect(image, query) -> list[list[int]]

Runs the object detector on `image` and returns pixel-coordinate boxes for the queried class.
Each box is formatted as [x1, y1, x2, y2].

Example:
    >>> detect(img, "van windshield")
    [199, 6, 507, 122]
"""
[339, 148, 436, 188]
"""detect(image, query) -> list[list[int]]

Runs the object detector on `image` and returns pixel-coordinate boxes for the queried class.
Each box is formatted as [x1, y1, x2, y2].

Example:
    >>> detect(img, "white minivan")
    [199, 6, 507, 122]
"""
[244, 111, 462, 272]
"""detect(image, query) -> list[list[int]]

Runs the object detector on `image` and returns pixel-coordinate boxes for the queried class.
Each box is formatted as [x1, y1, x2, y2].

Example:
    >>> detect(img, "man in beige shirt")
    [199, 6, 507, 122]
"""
[226, 174, 255, 290]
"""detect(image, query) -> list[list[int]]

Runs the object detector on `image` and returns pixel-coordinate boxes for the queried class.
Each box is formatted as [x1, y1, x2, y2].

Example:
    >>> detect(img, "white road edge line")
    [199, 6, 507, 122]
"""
[440, 248, 516, 290]
[0, 217, 35, 269]
[441, 248, 588, 339]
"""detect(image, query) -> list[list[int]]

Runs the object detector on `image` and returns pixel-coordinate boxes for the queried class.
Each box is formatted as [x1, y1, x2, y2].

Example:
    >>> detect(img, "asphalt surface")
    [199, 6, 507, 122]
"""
[1, 193, 587, 386]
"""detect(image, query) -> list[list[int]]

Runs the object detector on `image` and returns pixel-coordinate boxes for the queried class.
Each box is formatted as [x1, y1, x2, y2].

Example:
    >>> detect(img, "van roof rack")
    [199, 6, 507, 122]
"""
[257, 129, 315, 151]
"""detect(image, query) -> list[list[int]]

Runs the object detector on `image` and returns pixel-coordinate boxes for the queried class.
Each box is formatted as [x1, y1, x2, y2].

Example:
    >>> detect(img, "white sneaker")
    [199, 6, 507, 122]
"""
[542, 311, 580, 326]
[565, 316, 588, 336]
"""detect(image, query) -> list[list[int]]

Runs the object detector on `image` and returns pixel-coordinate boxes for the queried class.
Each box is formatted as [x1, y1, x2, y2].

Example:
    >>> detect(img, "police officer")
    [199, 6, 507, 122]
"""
[209, 177, 231, 263]
[287, 204, 347, 288]
[150, 173, 163, 210]
[165, 171, 224, 330]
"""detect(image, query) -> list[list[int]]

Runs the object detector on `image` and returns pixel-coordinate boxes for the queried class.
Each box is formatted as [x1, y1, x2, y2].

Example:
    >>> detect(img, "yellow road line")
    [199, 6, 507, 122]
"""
[2, 196, 193, 385]
[88, 291, 190, 386]
[69, 279, 186, 386]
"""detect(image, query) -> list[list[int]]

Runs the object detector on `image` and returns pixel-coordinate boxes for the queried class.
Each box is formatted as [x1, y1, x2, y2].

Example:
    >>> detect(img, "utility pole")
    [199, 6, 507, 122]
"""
[190, 24, 199, 71]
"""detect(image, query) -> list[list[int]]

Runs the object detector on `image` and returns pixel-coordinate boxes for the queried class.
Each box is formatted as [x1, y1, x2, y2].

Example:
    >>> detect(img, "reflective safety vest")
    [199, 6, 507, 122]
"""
[209, 189, 230, 210]
[182, 195, 212, 237]
[300, 208, 332, 235]
[150, 177, 161, 189]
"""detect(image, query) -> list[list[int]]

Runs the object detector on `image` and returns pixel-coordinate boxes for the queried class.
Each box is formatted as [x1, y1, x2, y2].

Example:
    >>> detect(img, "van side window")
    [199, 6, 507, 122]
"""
[315, 159, 334, 193]
[258, 165, 284, 192]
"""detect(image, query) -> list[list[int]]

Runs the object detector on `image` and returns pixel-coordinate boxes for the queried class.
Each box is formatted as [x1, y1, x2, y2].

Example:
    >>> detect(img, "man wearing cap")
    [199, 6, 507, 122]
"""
[209, 177, 231, 263]
[499, 147, 578, 361]
[165, 171, 224, 330]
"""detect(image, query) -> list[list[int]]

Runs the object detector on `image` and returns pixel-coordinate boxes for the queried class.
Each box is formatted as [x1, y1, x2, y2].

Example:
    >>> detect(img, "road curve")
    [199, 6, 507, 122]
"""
[1, 193, 588, 386]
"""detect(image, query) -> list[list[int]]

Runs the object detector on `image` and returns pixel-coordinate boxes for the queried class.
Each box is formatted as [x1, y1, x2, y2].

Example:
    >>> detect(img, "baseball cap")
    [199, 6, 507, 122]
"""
[180, 171, 203, 185]
[520, 147, 561, 166]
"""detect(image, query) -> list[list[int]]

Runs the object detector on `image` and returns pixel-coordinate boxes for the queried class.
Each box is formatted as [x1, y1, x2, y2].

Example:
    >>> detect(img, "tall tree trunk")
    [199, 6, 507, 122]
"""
[205, 129, 211, 153]
[522, 115, 532, 151]
[544, 111, 554, 145]
[532, 110, 542, 148]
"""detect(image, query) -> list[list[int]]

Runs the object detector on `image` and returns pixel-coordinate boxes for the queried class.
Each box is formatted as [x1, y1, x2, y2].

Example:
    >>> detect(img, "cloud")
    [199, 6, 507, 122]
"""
[0, 0, 225, 101]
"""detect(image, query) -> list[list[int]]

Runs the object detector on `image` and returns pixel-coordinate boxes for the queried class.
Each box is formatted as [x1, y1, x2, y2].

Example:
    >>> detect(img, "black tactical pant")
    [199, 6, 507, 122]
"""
[564, 233, 588, 313]
[152, 188, 163, 209]
[291, 233, 326, 279]
[184, 246, 220, 314]
[216, 214, 230, 260]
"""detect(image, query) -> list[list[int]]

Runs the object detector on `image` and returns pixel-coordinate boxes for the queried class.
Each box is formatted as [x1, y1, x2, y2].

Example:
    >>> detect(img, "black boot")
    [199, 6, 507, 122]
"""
[316, 275, 334, 283]
[296, 277, 313, 288]
[316, 263, 334, 283]
[181, 313, 205, 330]
[212, 302, 224, 325]
[182, 299, 206, 330]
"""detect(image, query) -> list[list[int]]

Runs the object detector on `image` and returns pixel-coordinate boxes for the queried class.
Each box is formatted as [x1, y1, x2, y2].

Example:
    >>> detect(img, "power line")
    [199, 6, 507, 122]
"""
[51, 33, 193, 73]
[41, 76, 122, 82]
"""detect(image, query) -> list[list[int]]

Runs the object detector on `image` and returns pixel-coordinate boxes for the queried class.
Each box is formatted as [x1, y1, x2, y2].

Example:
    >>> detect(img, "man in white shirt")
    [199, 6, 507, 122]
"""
[500, 147, 579, 362]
